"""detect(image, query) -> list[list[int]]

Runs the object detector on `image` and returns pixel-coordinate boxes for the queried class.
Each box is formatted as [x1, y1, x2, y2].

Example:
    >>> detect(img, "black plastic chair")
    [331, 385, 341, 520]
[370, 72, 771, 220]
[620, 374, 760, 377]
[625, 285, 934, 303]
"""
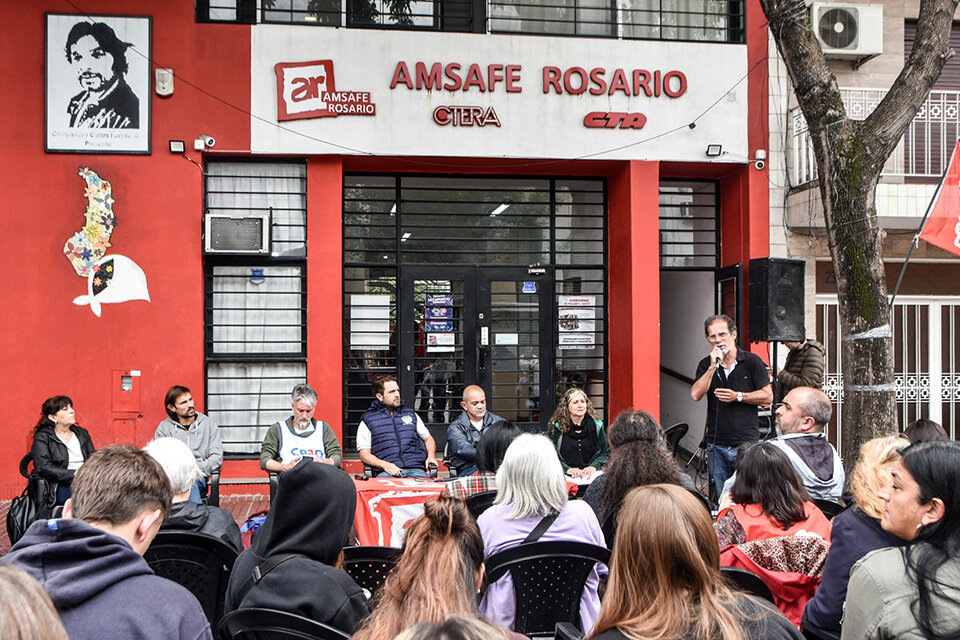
[686, 487, 714, 515]
[269, 472, 279, 502]
[812, 498, 845, 520]
[219, 608, 350, 640]
[341, 545, 401, 600]
[144, 530, 238, 627]
[19, 452, 33, 479]
[464, 490, 498, 520]
[720, 566, 776, 604]
[206, 471, 220, 507]
[442, 440, 459, 478]
[662, 422, 689, 456]
[363, 462, 438, 478]
[802, 621, 840, 640]
[482, 540, 611, 639]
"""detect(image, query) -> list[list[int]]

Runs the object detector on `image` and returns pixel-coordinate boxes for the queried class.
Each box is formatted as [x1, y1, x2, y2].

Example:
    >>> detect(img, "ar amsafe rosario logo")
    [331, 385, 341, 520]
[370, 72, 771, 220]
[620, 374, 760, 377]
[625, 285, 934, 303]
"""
[275, 59, 376, 122]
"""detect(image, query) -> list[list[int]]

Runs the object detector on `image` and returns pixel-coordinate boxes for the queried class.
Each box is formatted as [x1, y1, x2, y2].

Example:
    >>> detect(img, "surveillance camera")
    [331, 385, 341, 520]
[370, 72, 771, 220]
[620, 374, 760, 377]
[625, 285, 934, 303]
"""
[200, 134, 215, 148]
[754, 159, 765, 171]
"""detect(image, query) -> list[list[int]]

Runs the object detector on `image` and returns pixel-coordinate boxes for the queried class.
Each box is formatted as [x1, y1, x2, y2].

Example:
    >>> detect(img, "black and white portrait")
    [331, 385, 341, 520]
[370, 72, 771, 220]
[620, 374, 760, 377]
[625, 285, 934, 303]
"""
[46, 14, 150, 153]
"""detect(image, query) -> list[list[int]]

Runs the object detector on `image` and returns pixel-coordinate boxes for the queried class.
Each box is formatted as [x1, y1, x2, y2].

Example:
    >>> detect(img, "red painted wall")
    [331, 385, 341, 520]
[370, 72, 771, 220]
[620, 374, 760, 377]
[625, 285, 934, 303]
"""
[0, 1, 250, 495]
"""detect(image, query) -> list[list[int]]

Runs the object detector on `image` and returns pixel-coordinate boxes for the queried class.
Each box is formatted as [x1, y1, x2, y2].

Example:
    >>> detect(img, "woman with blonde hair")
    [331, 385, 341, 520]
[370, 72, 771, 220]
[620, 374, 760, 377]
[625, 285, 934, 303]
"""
[393, 617, 507, 640]
[547, 388, 610, 478]
[0, 565, 69, 640]
[354, 498, 501, 640]
[478, 433, 605, 633]
[590, 484, 801, 640]
[802, 435, 910, 639]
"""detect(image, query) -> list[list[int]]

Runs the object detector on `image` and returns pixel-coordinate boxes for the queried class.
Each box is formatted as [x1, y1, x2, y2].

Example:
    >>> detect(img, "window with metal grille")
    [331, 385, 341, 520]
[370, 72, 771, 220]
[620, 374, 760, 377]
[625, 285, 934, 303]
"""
[204, 161, 308, 455]
[198, 0, 742, 41]
[342, 175, 607, 448]
[659, 180, 720, 269]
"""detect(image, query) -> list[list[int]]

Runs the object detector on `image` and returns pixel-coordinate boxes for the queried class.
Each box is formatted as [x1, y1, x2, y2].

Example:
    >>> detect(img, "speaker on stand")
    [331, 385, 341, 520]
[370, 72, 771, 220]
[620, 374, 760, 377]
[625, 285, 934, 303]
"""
[748, 258, 805, 423]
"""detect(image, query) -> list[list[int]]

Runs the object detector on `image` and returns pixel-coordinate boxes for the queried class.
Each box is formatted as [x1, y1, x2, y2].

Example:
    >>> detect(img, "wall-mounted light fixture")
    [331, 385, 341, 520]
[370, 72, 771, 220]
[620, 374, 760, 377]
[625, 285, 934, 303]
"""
[169, 140, 185, 153]
[705, 144, 723, 157]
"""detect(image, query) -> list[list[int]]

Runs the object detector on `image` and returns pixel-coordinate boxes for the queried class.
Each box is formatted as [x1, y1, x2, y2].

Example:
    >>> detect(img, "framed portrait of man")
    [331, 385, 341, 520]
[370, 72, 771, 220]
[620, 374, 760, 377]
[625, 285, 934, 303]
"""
[45, 14, 151, 154]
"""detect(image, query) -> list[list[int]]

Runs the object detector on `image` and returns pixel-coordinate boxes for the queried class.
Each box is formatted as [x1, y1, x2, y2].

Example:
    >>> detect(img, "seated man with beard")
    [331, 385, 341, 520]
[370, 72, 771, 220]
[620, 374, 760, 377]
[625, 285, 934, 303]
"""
[260, 384, 342, 472]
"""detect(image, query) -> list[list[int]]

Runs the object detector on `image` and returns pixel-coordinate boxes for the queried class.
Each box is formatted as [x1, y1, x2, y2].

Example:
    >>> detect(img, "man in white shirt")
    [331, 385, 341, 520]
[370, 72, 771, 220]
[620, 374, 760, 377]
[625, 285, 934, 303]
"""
[357, 375, 437, 477]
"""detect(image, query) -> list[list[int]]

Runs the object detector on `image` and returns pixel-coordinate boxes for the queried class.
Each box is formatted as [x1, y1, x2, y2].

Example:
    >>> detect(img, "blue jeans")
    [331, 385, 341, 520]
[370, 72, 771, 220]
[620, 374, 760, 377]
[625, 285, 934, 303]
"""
[188, 478, 207, 504]
[376, 468, 429, 478]
[707, 444, 739, 503]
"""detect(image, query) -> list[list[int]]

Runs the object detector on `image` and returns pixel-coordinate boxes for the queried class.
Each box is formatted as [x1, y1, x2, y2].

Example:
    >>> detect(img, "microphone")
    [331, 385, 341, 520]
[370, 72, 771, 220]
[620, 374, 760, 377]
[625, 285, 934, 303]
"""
[714, 344, 726, 367]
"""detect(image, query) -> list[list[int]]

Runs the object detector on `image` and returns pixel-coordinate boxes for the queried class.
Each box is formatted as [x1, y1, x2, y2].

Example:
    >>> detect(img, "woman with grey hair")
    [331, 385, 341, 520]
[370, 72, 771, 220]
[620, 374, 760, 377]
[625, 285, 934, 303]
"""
[477, 433, 605, 633]
[145, 437, 242, 552]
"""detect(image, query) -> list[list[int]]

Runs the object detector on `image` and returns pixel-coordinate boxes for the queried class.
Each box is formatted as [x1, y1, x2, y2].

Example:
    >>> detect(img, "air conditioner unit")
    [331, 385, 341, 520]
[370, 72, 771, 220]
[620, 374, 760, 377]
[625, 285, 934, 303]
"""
[811, 3, 883, 58]
[204, 212, 271, 254]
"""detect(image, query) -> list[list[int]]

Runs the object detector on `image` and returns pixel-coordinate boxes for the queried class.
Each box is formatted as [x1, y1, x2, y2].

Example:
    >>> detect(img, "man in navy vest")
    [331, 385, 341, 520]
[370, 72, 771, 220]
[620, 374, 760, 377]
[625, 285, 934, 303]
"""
[357, 374, 438, 477]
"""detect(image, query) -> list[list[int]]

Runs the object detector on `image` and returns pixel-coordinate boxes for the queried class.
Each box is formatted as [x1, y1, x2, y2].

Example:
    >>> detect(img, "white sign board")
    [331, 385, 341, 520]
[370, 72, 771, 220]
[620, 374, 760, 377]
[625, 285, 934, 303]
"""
[350, 294, 391, 349]
[251, 27, 748, 161]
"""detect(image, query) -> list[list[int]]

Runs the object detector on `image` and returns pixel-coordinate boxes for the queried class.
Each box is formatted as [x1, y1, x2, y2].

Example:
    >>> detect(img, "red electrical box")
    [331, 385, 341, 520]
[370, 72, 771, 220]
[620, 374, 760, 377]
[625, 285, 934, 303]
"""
[112, 369, 141, 414]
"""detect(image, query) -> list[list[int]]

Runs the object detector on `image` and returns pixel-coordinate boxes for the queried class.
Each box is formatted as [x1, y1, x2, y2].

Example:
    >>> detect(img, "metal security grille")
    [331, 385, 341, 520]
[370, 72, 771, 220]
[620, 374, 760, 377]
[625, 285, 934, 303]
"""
[817, 297, 960, 455]
[199, 0, 744, 41]
[659, 180, 720, 269]
[204, 161, 308, 455]
[343, 175, 606, 449]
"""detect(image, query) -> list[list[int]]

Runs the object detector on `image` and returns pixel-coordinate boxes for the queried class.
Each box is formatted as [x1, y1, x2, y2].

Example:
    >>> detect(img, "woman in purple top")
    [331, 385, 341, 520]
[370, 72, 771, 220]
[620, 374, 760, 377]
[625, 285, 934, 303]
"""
[477, 433, 606, 633]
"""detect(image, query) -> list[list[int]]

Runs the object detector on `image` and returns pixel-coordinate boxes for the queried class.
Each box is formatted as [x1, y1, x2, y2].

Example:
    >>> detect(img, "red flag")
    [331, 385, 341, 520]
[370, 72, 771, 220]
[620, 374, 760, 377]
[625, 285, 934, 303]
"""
[919, 140, 960, 256]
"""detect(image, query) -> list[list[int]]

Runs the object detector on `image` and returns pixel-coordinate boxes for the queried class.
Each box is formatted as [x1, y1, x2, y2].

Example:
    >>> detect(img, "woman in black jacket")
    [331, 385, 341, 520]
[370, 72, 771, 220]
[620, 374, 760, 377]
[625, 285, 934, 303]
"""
[31, 396, 95, 505]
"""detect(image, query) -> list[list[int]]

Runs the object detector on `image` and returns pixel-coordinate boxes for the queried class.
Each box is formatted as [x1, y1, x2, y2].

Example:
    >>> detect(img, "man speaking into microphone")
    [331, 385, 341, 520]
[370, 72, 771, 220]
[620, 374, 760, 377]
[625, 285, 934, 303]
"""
[690, 314, 772, 502]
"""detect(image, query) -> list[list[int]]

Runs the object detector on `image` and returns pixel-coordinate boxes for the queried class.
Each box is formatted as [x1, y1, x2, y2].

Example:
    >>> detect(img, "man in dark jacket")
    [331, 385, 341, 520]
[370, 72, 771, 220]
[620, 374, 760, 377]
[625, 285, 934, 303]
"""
[0, 445, 213, 640]
[357, 374, 438, 477]
[146, 437, 242, 552]
[223, 460, 369, 634]
[446, 385, 503, 475]
[777, 339, 825, 402]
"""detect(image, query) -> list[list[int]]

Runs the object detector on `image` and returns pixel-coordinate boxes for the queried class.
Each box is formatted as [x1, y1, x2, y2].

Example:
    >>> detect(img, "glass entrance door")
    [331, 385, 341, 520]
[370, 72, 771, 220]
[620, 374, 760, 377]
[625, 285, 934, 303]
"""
[399, 266, 553, 449]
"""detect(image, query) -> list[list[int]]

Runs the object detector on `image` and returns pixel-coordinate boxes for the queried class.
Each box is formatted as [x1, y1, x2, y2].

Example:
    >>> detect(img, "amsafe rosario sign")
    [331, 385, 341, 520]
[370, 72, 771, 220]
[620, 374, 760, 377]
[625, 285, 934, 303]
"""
[252, 28, 748, 160]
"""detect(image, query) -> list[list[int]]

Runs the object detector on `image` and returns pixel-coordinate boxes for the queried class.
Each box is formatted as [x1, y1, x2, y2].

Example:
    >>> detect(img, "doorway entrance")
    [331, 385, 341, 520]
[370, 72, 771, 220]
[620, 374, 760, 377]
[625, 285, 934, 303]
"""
[399, 266, 555, 445]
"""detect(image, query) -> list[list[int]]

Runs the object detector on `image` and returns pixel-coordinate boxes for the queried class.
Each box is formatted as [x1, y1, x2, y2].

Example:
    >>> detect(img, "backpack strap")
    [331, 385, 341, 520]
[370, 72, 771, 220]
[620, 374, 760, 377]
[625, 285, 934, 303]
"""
[523, 511, 559, 544]
[233, 553, 303, 604]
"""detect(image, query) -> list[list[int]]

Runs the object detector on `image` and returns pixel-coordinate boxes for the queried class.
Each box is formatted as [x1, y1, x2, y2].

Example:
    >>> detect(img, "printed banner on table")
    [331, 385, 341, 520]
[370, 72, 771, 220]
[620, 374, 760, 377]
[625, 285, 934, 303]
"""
[353, 479, 445, 546]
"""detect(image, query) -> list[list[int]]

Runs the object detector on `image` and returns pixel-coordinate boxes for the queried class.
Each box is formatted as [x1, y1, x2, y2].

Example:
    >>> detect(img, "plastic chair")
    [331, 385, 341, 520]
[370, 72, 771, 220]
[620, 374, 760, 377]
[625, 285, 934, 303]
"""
[464, 490, 498, 520]
[143, 530, 238, 627]
[341, 545, 401, 600]
[219, 607, 350, 640]
[720, 566, 776, 604]
[482, 540, 611, 638]
[685, 487, 714, 515]
[363, 462, 438, 478]
[206, 471, 220, 507]
[442, 440, 459, 478]
[802, 622, 840, 640]
[812, 498, 845, 520]
[662, 422, 689, 456]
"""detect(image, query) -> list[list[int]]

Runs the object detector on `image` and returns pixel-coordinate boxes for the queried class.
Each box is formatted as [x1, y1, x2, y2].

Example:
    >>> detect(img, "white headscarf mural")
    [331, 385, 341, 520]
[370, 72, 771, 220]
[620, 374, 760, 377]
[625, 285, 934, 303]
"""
[63, 167, 150, 316]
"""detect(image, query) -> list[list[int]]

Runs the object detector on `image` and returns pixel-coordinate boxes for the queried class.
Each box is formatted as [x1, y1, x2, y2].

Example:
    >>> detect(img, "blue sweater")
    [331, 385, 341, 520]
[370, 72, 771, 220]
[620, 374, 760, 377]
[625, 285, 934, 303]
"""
[802, 505, 905, 638]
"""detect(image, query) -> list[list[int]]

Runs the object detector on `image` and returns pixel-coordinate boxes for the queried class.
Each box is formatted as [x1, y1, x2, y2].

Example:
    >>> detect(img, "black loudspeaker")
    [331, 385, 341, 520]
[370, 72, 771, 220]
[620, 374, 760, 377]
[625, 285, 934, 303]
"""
[748, 258, 805, 342]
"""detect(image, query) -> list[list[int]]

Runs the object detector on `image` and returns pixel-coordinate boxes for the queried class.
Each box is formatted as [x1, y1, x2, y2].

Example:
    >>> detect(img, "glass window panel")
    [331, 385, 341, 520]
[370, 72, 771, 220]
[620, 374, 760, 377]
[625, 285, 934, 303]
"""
[210, 266, 304, 354]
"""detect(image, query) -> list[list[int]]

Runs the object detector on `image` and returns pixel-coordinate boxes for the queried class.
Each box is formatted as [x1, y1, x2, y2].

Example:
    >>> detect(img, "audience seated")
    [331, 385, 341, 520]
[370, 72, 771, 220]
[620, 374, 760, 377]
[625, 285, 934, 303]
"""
[582, 410, 692, 527]
[145, 437, 242, 553]
[715, 443, 832, 548]
[0, 445, 213, 640]
[443, 420, 520, 500]
[842, 440, 960, 640]
[802, 435, 909, 639]
[714, 442, 832, 625]
[547, 388, 610, 479]
[224, 459, 367, 634]
[0, 565, 69, 640]
[478, 433, 605, 633]
[353, 498, 502, 640]
[903, 417, 949, 444]
[589, 484, 802, 640]
[395, 616, 508, 640]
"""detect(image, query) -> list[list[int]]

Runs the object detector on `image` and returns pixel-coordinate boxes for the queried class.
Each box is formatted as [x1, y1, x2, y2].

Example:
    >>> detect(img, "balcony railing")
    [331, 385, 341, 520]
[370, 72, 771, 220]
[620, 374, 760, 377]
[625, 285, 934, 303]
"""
[790, 89, 960, 186]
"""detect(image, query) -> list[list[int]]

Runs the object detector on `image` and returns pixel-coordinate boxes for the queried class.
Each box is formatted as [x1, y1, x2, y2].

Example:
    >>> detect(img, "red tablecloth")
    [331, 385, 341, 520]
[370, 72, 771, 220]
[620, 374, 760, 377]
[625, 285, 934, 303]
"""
[353, 477, 447, 547]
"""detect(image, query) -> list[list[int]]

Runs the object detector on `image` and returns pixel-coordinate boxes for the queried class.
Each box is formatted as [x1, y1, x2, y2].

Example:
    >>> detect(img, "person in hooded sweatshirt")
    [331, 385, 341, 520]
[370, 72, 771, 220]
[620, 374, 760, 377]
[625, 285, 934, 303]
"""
[0, 444, 213, 640]
[721, 387, 844, 503]
[145, 437, 242, 552]
[223, 458, 369, 634]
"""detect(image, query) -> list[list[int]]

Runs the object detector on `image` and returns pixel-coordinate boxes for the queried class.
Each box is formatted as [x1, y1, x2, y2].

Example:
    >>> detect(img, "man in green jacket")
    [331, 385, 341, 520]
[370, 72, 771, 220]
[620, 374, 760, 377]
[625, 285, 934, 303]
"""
[260, 384, 342, 472]
[777, 339, 825, 402]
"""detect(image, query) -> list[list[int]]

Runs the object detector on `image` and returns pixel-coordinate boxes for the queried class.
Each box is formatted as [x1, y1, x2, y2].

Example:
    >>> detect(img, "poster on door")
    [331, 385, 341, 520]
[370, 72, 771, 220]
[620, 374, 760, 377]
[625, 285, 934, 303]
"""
[425, 293, 455, 352]
[558, 294, 596, 350]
